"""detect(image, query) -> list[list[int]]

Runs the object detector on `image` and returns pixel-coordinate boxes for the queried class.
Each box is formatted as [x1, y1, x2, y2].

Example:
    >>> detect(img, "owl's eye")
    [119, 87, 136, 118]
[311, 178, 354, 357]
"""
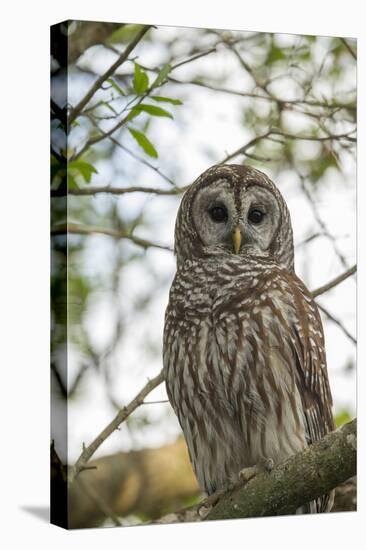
[248, 208, 265, 224]
[209, 205, 228, 223]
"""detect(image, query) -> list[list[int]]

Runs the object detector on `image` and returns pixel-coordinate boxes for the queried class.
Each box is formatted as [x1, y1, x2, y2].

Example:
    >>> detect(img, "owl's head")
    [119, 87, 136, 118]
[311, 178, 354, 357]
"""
[175, 164, 294, 271]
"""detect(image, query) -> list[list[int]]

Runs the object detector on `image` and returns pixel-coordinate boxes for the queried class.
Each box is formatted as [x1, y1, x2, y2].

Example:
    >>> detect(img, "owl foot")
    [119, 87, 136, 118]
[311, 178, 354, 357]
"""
[197, 458, 274, 517]
[238, 457, 274, 483]
[197, 482, 237, 517]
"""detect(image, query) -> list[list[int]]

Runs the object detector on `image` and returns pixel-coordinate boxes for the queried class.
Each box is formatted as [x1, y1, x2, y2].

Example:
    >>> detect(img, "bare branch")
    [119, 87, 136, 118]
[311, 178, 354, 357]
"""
[219, 127, 356, 167]
[51, 223, 173, 252]
[54, 185, 184, 197]
[68, 25, 151, 125]
[340, 38, 357, 61]
[75, 475, 123, 527]
[204, 419, 356, 521]
[169, 47, 217, 70]
[270, 128, 356, 143]
[69, 369, 165, 484]
[110, 141, 176, 186]
[299, 175, 349, 269]
[164, 76, 355, 113]
[87, 116, 177, 186]
[311, 265, 356, 298]
[68, 22, 123, 65]
[219, 130, 273, 164]
[296, 232, 325, 248]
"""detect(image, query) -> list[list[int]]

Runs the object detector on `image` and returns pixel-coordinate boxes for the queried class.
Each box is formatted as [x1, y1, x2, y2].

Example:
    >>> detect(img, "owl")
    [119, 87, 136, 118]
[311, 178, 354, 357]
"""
[163, 164, 335, 514]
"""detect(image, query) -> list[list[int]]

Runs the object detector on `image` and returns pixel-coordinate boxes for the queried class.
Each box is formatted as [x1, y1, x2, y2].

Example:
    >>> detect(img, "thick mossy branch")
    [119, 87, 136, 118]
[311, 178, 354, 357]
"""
[206, 418, 356, 521]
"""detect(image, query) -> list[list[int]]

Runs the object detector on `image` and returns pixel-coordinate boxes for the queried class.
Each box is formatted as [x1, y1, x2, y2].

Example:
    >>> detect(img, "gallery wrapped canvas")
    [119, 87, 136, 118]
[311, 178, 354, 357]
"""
[50, 20, 356, 529]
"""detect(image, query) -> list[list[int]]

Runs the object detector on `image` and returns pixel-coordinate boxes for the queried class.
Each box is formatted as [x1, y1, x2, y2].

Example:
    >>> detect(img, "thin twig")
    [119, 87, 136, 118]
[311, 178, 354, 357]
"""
[87, 115, 176, 186]
[219, 127, 356, 167]
[54, 185, 184, 197]
[317, 303, 356, 345]
[296, 232, 325, 248]
[76, 475, 123, 527]
[164, 76, 356, 112]
[111, 141, 176, 186]
[170, 47, 217, 71]
[51, 223, 173, 252]
[142, 399, 169, 405]
[340, 38, 357, 60]
[270, 128, 356, 143]
[219, 130, 273, 164]
[69, 369, 165, 484]
[311, 265, 356, 298]
[299, 175, 349, 269]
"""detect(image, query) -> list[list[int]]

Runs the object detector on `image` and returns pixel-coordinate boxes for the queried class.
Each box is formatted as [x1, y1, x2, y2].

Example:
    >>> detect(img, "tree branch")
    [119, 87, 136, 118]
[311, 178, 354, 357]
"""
[204, 418, 356, 521]
[299, 175, 349, 269]
[219, 127, 356, 166]
[219, 130, 273, 164]
[76, 475, 123, 527]
[85, 116, 177, 186]
[68, 22, 123, 65]
[51, 223, 173, 252]
[163, 76, 355, 113]
[53, 185, 184, 197]
[68, 25, 151, 125]
[340, 38, 357, 61]
[312, 265, 356, 298]
[69, 369, 165, 484]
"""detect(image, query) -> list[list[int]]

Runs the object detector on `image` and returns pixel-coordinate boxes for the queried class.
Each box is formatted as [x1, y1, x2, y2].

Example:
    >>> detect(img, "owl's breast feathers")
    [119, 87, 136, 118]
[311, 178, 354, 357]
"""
[164, 256, 334, 500]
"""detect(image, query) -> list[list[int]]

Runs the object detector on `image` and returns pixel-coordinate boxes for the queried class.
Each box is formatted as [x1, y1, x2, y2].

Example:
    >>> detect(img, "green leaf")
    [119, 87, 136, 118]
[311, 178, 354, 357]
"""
[133, 63, 149, 95]
[128, 127, 158, 158]
[129, 103, 173, 120]
[151, 64, 172, 88]
[150, 95, 183, 105]
[67, 173, 78, 190]
[107, 78, 125, 96]
[68, 161, 98, 184]
[267, 45, 286, 64]
[107, 24, 145, 45]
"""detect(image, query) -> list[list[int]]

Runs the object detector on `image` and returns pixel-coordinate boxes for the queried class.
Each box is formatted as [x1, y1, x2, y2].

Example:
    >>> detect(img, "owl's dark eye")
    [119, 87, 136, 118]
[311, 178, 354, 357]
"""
[209, 205, 228, 223]
[248, 208, 265, 224]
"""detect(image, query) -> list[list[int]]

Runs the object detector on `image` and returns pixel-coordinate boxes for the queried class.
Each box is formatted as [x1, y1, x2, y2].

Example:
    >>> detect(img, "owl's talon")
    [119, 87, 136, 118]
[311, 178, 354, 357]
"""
[238, 457, 274, 484]
[198, 483, 235, 514]
[238, 465, 259, 483]
[261, 457, 275, 472]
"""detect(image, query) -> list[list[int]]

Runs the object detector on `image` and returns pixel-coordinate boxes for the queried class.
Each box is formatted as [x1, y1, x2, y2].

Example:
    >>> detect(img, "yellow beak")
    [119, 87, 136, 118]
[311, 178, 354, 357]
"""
[233, 226, 242, 254]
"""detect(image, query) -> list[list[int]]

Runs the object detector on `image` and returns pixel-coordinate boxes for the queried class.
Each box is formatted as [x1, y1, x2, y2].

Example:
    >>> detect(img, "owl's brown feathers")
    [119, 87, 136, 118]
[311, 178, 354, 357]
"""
[164, 164, 334, 513]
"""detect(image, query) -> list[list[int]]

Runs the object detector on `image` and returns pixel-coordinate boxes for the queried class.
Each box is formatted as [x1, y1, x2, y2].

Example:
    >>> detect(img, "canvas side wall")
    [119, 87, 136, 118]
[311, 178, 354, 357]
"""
[50, 20, 69, 529]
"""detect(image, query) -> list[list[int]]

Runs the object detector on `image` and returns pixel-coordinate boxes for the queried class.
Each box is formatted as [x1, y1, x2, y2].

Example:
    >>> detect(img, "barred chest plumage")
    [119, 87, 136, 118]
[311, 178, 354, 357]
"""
[164, 255, 308, 495]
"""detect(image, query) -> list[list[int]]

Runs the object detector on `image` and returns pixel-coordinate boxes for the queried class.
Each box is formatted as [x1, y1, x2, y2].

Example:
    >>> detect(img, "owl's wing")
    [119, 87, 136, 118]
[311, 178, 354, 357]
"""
[289, 276, 334, 443]
[286, 275, 335, 512]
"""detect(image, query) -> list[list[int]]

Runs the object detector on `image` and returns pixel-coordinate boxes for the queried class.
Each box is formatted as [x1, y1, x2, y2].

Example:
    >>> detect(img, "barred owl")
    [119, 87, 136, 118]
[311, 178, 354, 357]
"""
[164, 164, 335, 514]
